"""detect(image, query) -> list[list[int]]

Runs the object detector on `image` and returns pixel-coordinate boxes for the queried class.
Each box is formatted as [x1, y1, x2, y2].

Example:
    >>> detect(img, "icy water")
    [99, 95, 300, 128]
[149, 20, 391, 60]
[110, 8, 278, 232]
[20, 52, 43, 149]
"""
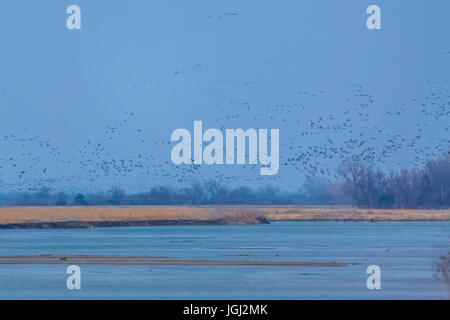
[0, 221, 449, 299]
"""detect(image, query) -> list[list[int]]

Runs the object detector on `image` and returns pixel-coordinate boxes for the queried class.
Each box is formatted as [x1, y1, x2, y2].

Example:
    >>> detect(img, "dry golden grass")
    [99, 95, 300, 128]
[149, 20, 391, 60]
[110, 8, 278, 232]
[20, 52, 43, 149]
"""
[0, 206, 266, 225]
[262, 206, 450, 221]
[0, 206, 449, 226]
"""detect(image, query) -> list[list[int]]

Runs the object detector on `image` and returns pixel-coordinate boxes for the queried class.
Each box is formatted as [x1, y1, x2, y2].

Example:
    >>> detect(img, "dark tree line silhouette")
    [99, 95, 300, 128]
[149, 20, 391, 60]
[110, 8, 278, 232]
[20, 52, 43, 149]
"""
[0, 155, 448, 209]
[337, 155, 449, 208]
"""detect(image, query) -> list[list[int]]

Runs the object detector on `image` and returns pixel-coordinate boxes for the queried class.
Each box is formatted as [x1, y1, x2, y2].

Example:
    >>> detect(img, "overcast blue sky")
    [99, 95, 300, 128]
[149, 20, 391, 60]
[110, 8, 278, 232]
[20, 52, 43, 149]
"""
[0, 1, 449, 192]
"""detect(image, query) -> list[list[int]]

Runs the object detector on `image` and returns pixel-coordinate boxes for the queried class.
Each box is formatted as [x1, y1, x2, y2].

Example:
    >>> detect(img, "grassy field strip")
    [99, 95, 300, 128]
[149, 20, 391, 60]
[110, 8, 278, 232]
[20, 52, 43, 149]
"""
[0, 206, 449, 226]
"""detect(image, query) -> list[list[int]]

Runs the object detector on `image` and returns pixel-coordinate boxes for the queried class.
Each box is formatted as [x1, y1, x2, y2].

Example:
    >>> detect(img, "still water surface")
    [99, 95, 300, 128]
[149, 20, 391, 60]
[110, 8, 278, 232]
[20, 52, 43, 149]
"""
[0, 221, 449, 299]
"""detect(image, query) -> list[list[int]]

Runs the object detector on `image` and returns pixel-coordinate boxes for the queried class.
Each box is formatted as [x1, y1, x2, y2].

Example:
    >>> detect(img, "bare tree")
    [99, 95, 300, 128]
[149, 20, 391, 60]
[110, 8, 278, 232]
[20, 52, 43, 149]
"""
[303, 177, 329, 204]
[257, 185, 280, 204]
[106, 186, 126, 205]
[203, 179, 226, 203]
[423, 156, 450, 206]
[337, 156, 374, 208]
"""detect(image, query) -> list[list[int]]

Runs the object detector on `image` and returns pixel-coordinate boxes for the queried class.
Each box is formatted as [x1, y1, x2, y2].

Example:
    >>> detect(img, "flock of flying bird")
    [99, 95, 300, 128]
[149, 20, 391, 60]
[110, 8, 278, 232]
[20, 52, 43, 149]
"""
[0, 49, 449, 193]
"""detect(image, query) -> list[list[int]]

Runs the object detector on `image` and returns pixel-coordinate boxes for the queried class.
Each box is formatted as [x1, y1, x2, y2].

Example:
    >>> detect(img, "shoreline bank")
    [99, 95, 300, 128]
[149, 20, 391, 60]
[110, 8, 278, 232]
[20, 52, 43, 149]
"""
[0, 206, 449, 229]
[0, 254, 353, 267]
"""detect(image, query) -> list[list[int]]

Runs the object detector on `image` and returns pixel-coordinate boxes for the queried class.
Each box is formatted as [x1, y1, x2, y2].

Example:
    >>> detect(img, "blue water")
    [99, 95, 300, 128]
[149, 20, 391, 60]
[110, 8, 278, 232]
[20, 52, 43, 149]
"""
[0, 221, 449, 299]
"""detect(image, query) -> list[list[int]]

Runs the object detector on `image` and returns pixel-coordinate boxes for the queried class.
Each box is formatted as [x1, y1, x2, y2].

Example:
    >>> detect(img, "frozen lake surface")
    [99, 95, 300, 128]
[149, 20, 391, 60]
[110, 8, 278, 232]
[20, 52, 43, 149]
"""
[0, 221, 449, 299]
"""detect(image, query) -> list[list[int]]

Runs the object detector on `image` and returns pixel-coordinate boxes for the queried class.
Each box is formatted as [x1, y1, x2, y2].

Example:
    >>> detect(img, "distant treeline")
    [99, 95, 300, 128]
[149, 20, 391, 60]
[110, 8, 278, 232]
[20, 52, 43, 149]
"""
[0, 155, 448, 209]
